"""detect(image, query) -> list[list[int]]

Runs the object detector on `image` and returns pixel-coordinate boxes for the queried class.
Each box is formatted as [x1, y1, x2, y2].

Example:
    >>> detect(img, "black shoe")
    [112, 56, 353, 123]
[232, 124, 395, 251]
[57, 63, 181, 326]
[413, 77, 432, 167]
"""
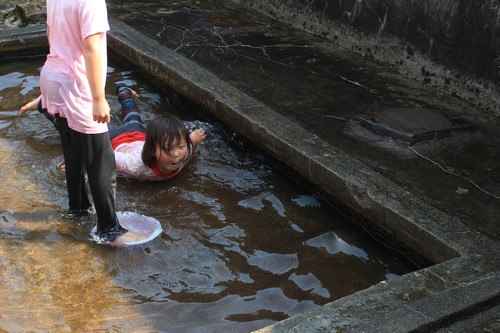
[68, 207, 93, 217]
[93, 224, 128, 244]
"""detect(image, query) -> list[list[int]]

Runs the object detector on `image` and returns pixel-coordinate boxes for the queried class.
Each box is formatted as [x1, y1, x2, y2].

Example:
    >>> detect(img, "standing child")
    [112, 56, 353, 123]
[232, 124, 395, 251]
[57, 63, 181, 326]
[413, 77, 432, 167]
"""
[33, 0, 126, 243]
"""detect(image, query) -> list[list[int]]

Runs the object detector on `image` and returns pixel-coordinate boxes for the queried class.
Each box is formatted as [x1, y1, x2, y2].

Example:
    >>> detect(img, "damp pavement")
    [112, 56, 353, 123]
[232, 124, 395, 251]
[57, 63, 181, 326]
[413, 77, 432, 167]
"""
[1, 1, 499, 332]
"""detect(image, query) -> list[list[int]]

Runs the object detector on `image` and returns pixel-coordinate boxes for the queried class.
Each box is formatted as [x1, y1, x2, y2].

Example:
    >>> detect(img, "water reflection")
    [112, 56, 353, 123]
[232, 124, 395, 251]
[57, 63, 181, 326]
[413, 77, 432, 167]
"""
[0, 57, 417, 332]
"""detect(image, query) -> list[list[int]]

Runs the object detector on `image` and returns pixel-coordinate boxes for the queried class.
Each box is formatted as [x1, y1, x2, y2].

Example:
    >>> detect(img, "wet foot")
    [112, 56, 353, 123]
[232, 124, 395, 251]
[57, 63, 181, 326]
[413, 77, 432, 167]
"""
[20, 95, 41, 113]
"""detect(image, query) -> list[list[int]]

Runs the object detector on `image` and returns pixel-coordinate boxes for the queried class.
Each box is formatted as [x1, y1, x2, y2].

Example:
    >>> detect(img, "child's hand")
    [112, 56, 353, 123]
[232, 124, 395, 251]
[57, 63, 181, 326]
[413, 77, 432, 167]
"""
[20, 95, 41, 114]
[92, 97, 111, 123]
[190, 128, 206, 145]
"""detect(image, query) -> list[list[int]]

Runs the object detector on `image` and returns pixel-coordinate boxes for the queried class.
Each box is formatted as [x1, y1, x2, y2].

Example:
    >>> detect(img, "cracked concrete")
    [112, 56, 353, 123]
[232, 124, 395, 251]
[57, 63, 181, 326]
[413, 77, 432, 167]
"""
[1, 1, 499, 332]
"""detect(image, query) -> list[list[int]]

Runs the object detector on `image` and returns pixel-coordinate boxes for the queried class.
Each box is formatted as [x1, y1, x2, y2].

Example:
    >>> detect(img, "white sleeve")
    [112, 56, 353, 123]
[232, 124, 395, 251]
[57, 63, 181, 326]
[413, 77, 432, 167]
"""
[114, 147, 165, 181]
[114, 150, 146, 180]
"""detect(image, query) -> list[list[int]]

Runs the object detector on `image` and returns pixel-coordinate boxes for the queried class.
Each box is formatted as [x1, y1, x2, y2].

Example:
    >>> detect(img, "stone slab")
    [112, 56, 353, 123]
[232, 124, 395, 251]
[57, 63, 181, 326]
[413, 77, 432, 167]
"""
[355, 107, 477, 145]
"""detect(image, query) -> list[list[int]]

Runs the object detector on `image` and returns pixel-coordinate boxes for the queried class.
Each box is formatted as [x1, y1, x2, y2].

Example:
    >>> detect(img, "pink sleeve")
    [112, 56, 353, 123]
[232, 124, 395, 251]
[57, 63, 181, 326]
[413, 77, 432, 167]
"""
[79, 0, 110, 40]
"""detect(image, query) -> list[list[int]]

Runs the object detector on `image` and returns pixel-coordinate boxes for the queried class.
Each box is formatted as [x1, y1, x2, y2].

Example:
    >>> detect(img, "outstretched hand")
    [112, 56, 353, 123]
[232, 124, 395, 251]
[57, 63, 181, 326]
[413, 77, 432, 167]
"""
[190, 128, 207, 145]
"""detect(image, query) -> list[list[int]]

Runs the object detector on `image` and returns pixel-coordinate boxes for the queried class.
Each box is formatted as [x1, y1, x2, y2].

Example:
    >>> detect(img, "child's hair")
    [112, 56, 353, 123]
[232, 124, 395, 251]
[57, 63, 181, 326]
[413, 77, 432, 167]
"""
[142, 115, 192, 167]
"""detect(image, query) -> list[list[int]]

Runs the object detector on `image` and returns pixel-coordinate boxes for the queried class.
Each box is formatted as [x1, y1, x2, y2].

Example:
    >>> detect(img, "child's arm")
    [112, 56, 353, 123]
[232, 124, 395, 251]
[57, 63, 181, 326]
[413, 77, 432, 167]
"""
[83, 33, 110, 124]
[190, 128, 206, 146]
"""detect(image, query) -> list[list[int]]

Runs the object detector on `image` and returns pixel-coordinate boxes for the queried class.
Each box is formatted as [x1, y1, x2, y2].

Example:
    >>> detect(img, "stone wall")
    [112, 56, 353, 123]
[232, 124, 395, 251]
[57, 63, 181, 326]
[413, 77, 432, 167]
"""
[0, 1, 45, 29]
[3, 0, 498, 114]
[237, 0, 499, 115]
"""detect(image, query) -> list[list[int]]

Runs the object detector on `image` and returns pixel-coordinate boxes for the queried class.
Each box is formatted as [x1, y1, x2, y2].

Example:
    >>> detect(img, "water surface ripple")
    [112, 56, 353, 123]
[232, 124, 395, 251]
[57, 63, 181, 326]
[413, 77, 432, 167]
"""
[0, 58, 416, 332]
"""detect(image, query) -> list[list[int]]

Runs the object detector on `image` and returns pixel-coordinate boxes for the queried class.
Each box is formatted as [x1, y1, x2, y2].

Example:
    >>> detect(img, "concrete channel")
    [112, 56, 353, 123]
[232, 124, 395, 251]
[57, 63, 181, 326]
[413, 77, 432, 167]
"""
[1, 13, 499, 333]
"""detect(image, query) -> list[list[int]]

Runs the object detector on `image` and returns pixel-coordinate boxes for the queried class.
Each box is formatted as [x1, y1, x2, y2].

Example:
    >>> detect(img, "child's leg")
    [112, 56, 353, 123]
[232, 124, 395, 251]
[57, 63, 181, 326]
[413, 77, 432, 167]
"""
[109, 84, 146, 142]
[54, 116, 92, 213]
[116, 83, 141, 124]
[21, 97, 58, 124]
[71, 128, 123, 235]
[30, 98, 58, 125]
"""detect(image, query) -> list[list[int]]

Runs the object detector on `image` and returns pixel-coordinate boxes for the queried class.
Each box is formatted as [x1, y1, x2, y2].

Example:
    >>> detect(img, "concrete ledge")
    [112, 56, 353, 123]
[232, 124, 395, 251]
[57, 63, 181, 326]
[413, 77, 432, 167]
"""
[0, 25, 47, 60]
[255, 255, 500, 333]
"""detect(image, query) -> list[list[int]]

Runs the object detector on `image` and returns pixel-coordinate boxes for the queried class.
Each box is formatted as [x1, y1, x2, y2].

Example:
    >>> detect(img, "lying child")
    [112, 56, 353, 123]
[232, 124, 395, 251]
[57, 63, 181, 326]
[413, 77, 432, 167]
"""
[20, 83, 206, 181]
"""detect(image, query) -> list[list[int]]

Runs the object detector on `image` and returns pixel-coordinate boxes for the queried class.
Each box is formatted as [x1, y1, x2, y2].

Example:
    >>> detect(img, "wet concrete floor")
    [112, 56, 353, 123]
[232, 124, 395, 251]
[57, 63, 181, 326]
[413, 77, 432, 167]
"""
[1, 0, 499, 332]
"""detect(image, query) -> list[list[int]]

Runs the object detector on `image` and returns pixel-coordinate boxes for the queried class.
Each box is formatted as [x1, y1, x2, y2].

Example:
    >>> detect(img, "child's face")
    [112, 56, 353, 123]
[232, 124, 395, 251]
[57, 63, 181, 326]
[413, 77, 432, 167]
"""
[155, 136, 189, 174]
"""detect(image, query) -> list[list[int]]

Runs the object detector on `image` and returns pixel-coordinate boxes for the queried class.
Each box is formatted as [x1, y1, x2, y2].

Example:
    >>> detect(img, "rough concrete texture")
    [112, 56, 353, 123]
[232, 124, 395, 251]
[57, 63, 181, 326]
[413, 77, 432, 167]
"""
[0, 25, 47, 59]
[238, 0, 500, 116]
[1, 0, 499, 332]
[0, 0, 45, 29]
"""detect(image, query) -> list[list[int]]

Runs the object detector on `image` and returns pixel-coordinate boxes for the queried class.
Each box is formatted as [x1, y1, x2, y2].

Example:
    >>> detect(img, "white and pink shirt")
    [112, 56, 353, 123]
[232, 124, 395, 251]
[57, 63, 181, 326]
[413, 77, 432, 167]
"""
[41, 0, 110, 134]
[111, 131, 195, 181]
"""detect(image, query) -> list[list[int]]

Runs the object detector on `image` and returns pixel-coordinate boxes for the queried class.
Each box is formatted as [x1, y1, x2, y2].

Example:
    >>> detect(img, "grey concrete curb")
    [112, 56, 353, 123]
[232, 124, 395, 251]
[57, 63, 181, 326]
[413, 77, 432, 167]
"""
[2, 20, 499, 332]
[256, 255, 499, 332]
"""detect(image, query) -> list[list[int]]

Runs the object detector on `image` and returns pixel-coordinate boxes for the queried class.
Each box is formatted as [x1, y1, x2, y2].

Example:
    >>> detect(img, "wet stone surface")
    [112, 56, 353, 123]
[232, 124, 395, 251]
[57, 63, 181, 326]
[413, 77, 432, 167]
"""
[0, 1, 45, 29]
[355, 108, 477, 145]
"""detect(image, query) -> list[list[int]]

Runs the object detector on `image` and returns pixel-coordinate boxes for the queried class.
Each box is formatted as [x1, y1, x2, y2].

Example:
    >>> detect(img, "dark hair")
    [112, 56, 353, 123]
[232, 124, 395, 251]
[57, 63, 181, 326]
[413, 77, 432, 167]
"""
[142, 115, 191, 167]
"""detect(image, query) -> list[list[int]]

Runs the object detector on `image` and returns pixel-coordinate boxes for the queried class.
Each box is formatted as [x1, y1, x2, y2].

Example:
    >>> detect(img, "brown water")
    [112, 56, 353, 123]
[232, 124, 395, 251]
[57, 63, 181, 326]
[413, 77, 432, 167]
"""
[0, 58, 416, 332]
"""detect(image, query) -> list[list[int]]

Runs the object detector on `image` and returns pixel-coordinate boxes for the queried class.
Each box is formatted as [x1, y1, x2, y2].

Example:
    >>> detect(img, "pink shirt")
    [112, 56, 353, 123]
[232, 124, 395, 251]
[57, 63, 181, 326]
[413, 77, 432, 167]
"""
[41, 0, 110, 134]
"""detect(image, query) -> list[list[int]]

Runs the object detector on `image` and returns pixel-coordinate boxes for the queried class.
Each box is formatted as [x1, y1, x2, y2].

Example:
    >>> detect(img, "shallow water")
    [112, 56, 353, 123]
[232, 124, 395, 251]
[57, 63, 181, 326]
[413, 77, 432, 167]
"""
[0, 58, 416, 332]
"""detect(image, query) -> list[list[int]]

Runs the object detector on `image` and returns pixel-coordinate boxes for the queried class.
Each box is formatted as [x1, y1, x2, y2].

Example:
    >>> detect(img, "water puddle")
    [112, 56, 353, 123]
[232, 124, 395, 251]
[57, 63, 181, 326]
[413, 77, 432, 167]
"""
[0, 57, 417, 332]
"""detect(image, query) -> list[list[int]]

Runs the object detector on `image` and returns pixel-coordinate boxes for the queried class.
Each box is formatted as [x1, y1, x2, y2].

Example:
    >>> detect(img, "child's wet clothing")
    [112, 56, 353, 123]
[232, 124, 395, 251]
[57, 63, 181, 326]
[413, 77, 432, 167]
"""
[43, 0, 109, 135]
[109, 84, 194, 181]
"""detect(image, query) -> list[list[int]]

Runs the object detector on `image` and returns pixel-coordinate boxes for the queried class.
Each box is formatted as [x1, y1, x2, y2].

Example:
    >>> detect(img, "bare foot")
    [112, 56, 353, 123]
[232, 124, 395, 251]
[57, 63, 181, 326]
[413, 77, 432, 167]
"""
[20, 95, 41, 114]
[190, 128, 207, 145]
[130, 89, 139, 102]
[57, 160, 66, 175]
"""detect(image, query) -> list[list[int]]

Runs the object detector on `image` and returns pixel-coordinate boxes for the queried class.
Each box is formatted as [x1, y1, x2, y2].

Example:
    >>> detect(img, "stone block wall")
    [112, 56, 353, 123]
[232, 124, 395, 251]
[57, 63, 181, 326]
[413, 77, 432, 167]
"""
[237, 0, 499, 115]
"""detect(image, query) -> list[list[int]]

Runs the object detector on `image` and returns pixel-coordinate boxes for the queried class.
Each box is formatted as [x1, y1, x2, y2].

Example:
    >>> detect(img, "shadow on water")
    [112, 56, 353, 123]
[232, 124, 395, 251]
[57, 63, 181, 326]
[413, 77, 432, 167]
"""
[0, 57, 417, 332]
